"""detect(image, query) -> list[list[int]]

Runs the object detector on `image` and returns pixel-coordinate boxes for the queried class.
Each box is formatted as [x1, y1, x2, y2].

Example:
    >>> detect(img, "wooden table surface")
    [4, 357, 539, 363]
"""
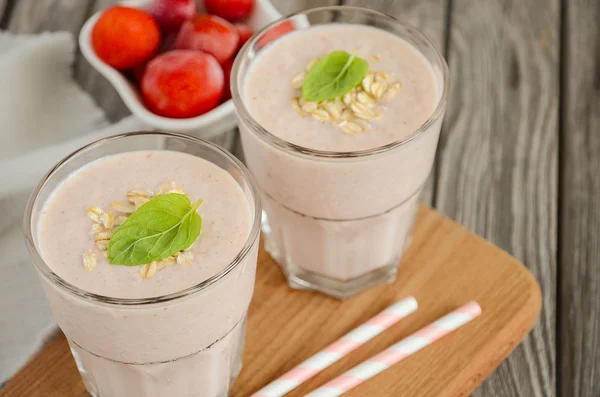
[0, 0, 597, 396]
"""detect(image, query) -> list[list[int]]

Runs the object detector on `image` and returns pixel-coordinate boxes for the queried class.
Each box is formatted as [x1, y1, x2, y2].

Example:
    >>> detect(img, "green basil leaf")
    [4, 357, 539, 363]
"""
[302, 51, 369, 102]
[107, 193, 202, 266]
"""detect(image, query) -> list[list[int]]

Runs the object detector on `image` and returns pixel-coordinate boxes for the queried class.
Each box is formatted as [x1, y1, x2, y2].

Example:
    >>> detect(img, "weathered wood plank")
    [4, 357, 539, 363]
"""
[271, 0, 339, 15]
[0, 0, 8, 23]
[560, 0, 600, 396]
[437, 1, 558, 396]
[342, 0, 447, 49]
[7, 0, 93, 35]
[341, 0, 448, 206]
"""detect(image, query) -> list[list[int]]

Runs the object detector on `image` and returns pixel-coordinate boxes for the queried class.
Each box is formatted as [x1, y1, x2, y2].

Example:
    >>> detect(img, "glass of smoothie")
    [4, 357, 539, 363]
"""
[24, 132, 261, 397]
[232, 6, 448, 299]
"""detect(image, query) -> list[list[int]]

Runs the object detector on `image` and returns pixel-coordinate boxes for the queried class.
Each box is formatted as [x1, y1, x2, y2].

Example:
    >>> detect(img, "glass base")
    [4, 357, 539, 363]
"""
[275, 250, 400, 300]
[69, 317, 247, 397]
[261, 193, 420, 299]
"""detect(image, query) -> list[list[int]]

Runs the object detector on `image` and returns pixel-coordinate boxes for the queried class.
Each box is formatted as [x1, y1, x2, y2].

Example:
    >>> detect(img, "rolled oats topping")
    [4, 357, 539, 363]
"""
[291, 97, 304, 116]
[291, 57, 403, 134]
[126, 190, 150, 208]
[176, 251, 194, 267]
[94, 232, 113, 252]
[110, 201, 136, 214]
[84, 181, 196, 278]
[291, 71, 306, 89]
[90, 223, 104, 235]
[311, 108, 331, 122]
[100, 211, 114, 229]
[369, 81, 386, 100]
[86, 206, 104, 223]
[83, 249, 97, 272]
[156, 181, 174, 194]
[114, 215, 128, 226]
[139, 261, 157, 279]
[382, 82, 403, 103]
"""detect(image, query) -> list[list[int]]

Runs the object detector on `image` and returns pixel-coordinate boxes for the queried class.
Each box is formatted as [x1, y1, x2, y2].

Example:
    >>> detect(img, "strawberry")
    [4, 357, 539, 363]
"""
[92, 6, 160, 70]
[148, 0, 196, 32]
[141, 50, 224, 118]
[175, 14, 239, 65]
[256, 20, 294, 49]
[204, 0, 255, 22]
[234, 23, 253, 50]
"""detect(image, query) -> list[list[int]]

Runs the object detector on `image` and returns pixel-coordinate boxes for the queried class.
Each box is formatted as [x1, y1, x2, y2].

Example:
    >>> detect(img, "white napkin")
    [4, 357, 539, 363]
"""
[0, 30, 147, 383]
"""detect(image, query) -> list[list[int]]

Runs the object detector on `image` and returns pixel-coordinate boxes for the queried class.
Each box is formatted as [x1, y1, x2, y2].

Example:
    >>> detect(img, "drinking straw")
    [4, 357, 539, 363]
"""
[303, 301, 482, 397]
[251, 296, 418, 397]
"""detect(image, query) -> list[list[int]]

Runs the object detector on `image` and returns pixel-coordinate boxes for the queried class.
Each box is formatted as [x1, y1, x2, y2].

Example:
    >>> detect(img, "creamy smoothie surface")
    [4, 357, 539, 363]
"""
[37, 150, 252, 299]
[244, 24, 439, 152]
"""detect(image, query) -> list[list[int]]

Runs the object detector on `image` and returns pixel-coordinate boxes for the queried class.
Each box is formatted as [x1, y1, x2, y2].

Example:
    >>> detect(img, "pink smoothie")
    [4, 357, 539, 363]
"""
[244, 25, 438, 152]
[38, 150, 252, 298]
[237, 23, 446, 297]
[35, 150, 257, 397]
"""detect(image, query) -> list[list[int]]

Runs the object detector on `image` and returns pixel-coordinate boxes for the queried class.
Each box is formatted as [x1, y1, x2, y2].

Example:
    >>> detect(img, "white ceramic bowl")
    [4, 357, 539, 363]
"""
[79, 0, 281, 139]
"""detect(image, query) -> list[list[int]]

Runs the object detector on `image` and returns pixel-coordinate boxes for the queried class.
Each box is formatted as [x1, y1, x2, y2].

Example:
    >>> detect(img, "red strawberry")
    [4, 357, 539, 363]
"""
[256, 20, 294, 49]
[149, 0, 196, 32]
[204, 0, 254, 22]
[234, 23, 253, 50]
[175, 14, 239, 65]
[221, 57, 234, 101]
[141, 50, 224, 118]
[92, 6, 160, 70]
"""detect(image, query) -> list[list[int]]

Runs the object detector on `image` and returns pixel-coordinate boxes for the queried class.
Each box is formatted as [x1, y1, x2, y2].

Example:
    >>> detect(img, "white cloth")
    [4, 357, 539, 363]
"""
[0, 31, 147, 383]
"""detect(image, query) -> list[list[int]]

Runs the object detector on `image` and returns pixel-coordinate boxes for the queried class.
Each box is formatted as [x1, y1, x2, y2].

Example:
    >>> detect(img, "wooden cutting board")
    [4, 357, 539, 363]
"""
[1, 206, 541, 397]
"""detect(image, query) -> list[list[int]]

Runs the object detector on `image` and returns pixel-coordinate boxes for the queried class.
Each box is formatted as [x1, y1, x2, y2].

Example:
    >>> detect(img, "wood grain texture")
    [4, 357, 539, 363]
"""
[0, 206, 541, 397]
[341, 0, 446, 55]
[271, 0, 339, 16]
[560, 0, 600, 396]
[436, 1, 558, 396]
[342, 0, 448, 206]
[0, 0, 7, 23]
[7, 0, 93, 34]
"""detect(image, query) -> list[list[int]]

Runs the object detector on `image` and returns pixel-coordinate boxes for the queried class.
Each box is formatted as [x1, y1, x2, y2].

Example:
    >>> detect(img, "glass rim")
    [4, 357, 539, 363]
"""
[231, 5, 450, 159]
[23, 131, 262, 307]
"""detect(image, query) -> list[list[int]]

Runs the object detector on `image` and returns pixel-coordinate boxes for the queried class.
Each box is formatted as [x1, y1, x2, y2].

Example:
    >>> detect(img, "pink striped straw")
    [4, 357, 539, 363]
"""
[304, 301, 482, 397]
[251, 296, 418, 397]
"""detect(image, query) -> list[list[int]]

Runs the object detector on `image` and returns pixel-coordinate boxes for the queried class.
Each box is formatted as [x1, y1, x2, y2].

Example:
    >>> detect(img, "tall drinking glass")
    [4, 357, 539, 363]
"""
[24, 132, 261, 397]
[232, 7, 448, 299]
